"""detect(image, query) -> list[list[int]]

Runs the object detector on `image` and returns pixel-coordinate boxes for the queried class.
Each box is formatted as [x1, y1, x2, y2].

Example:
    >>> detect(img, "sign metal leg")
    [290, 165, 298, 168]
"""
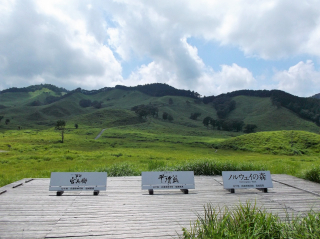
[181, 189, 189, 194]
[56, 191, 64, 196]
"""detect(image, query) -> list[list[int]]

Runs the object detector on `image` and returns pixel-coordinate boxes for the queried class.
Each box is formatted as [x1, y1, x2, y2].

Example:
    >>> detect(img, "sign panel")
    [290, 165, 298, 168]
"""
[222, 171, 273, 189]
[141, 171, 195, 190]
[49, 172, 107, 191]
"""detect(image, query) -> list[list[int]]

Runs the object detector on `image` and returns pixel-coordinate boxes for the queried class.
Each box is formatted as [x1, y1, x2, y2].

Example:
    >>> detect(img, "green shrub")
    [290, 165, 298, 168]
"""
[65, 156, 73, 160]
[303, 166, 320, 183]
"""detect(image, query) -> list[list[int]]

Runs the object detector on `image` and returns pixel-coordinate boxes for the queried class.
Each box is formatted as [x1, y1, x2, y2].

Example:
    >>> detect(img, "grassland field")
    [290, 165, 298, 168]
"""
[1, 119, 319, 187]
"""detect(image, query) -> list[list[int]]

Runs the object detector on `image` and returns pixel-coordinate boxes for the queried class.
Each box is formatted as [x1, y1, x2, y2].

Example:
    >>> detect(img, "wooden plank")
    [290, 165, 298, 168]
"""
[0, 175, 319, 238]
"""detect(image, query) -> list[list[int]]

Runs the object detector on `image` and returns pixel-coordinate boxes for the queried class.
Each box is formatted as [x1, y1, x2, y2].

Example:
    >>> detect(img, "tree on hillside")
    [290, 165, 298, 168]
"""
[5, 119, 10, 125]
[131, 104, 158, 118]
[203, 116, 212, 128]
[210, 118, 216, 129]
[232, 120, 245, 132]
[0, 116, 3, 123]
[30, 100, 42, 106]
[75, 123, 78, 129]
[243, 124, 257, 133]
[213, 97, 236, 119]
[79, 99, 92, 108]
[221, 120, 233, 131]
[162, 112, 173, 122]
[55, 120, 66, 143]
[216, 119, 224, 130]
[162, 112, 168, 120]
[190, 112, 201, 120]
[92, 100, 103, 109]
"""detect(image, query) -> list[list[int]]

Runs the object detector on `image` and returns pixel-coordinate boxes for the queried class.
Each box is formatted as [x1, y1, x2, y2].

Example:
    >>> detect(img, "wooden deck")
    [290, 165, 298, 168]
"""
[0, 175, 319, 238]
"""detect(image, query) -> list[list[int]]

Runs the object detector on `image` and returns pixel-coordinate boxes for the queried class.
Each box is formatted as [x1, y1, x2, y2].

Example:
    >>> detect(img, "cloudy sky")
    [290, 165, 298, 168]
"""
[1, 0, 320, 97]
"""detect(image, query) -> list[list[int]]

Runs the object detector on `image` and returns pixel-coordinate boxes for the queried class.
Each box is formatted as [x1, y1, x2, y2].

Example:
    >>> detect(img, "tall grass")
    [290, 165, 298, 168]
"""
[92, 159, 266, 180]
[147, 159, 266, 176]
[96, 162, 140, 176]
[181, 202, 320, 238]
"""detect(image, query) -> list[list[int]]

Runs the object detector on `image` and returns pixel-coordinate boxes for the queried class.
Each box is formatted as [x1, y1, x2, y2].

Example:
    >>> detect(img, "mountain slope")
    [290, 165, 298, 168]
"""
[228, 96, 319, 132]
[0, 84, 319, 134]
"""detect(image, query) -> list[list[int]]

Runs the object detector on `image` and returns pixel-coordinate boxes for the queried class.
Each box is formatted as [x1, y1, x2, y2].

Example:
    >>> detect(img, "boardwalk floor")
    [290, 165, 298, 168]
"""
[0, 175, 320, 238]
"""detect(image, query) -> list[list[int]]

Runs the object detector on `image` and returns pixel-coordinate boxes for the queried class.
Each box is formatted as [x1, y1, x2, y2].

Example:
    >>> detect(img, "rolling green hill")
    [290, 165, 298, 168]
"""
[229, 96, 319, 132]
[215, 130, 320, 155]
[0, 84, 319, 134]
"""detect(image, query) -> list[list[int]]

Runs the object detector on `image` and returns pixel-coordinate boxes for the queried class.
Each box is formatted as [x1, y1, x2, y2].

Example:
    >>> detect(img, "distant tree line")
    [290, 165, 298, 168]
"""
[79, 99, 103, 109]
[116, 83, 201, 99]
[203, 90, 273, 104]
[131, 104, 174, 121]
[202, 116, 257, 133]
[312, 93, 320, 99]
[203, 89, 320, 126]
[0, 84, 68, 94]
[72, 87, 113, 95]
[131, 104, 159, 118]
[213, 96, 236, 119]
[270, 91, 320, 126]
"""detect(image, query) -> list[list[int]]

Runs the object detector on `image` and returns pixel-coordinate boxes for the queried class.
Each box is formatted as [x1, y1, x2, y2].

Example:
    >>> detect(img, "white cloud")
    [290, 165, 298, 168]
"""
[126, 61, 177, 87]
[102, 0, 320, 95]
[197, 64, 256, 96]
[273, 60, 320, 97]
[132, 0, 320, 59]
[1, 0, 320, 96]
[0, 0, 122, 90]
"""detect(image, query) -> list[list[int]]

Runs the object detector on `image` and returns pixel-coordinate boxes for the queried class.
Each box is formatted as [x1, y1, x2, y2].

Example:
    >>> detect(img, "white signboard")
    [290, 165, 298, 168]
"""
[49, 172, 107, 191]
[141, 171, 195, 190]
[222, 171, 273, 189]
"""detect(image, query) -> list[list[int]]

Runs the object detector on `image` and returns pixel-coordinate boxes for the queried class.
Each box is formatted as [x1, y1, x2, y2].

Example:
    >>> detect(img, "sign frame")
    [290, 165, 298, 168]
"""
[222, 171, 273, 193]
[49, 172, 107, 196]
[141, 171, 195, 195]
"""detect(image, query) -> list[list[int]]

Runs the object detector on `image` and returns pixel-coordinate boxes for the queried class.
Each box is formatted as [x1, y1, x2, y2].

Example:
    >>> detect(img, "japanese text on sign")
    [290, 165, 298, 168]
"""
[222, 171, 273, 190]
[70, 174, 88, 184]
[158, 174, 179, 184]
[228, 172, 266, 181]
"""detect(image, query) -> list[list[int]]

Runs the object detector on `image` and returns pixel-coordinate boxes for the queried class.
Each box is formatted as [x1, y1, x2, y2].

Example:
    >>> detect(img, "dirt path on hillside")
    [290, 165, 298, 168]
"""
[95, 129, 106, 140]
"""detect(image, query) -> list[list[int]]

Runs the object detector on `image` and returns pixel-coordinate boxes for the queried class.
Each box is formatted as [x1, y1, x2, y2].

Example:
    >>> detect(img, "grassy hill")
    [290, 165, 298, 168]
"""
[0, 84, 319, 134]
[229, 96, 319, 132]
[215, 130, 320, 155]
